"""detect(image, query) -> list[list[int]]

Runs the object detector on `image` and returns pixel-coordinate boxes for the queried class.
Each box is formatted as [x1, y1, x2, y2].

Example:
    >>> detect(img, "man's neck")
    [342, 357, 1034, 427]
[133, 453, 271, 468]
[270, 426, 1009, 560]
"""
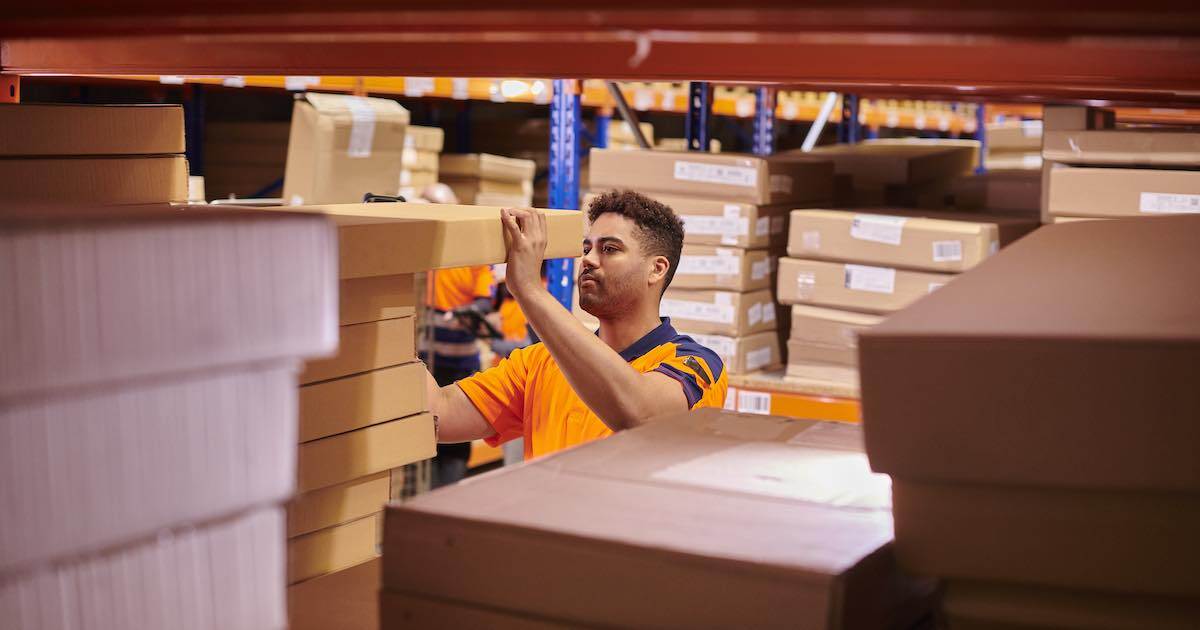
[597, 303, 663, 356]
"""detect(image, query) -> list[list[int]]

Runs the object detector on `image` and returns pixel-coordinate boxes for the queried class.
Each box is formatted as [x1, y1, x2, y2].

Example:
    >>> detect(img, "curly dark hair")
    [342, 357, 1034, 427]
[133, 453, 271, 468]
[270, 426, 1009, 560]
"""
[586, 190, 686, 292]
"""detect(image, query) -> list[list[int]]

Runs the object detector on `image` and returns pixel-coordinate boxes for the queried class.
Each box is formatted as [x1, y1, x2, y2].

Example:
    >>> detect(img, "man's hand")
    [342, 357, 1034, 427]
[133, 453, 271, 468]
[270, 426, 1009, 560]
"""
[500, 208, 547, 300]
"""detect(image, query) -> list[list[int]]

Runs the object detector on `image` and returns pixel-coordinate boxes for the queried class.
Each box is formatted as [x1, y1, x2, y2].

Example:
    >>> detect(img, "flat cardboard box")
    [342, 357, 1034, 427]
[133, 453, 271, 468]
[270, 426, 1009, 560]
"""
[589, 148, 834, 205]
[444, 176, 534, 200]
[984, 120, 1043, 152]
[398, 169, 438, 190]
[1049, 165, 1200, 218]
[288, 513, 381, 584]
[339, 274, 417, 326]
[404, 125, 445, 152]
[401, 147, 439, 173]
[777, 258, 954, 314]
[808, 140, 978, 188]
[788, 336, 858, 369]
[673, 244, 776, 291]
[1053, 215, 1104, 224]
[297, 413, 436, 493]
[382, 408, 931, 630]
[0, 103, 185, 156]
[380, 590, 574, 629]
[290, 559, 381, 630]
[439, 153, 535, 183]
[0, 204, 337, 399]
[283, 93, 410, 205]
[0, 365, 296, 573]
[300, 317, 416, 385]
[0, 155, 189, 204]
[1042, 105, 1115, 131]
[299, 362, 427, 442]
[679, 330, 781, 375]
[950, 169, 1042, 212]
[790, 305, 882, 356]
[1045, 130, 1200, 167]
[858, 217, 1200, 490]
[892, 479, 1200, 596]
[473, 192, 534, 208]
[942, 579, 1200, 630]
[288, 471, 392, 538]
[784, 358, 859, 388]
[788, 209, 1037, 272]
[661, 288, 778, 337]
[983, 152, 1042, 171]
[0, 507, 286, 630]
[589, 192, 792, 249]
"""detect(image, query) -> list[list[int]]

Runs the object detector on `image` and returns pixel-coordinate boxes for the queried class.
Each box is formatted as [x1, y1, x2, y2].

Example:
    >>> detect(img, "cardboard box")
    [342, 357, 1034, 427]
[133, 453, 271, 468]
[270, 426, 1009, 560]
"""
[288, 471, 392, 538]
[984, 120, 1043, 152]
[808, 140, 978, 189]
[982, 152, 1042, 171]
[777, 258, 953, 314]
[660, 288, 777, 337]
[1044, 130, 1200, 167]
[299, 362, 427, 442]
[398, 169, 438, 190]
[587, 192, 792, 249]
[339, 274, 417, 326]
[445, 177, 534, 202]
[1042, 105, 1115, 131]
[288, 513, 381, 584]
[290, 559, 381, 630]
[439, 153, 536, 183]
[859, 217, 1200, 490]
[297, 413, 435, 492]
[300, 317, 416, 385]
[790, 305, 882, 360]
[784, 357, 859, 388]
[679, 330, 781, 374]
[0, 103, 185, 156]
[892, 480, 1200, 596]
[1048, 165, 1200, 218]
[950, 169, 1042, 212]
[382, 408, 931, 630]
[589, 148, 834, 205]
[0, 507, 286, 630]
[0, 155, 189, 204]
[381, 590, 574, 629]
[405, 125, 445, 152]
[673, 244, 775, 291]
[942, 579, 1200, 630]
[283, 93, 410, 205]
[473, 192, 534, 208]
[788, 209, 1038, 272]
[401, 147, 439, 173]
[1052, 215, 1104, 224]
[0, 204, 337, 399]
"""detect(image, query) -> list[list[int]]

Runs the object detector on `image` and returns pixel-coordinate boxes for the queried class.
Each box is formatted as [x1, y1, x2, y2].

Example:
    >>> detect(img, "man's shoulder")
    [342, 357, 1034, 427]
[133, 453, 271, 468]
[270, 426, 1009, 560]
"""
[663, 334, 726, 383]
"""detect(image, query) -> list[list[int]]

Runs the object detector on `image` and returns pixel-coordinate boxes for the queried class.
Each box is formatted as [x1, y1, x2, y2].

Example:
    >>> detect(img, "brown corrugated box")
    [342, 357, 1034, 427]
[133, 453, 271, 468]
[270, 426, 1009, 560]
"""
[984, 121, 1043, 152]
[777, 257, 953, 314]
[612, 193, 792, 249]
[439, 153, 535, 183]
[288, 471, 392, 538]
[445, 177, 533, 202]
[791, 305, 882, 357]
[859, 216, 1200, 490]
[1044, 130, 1200, 167]
[589, 148, 834, 205]
[204, 121, 290, 200]
[290, 559, 381, 630]
[1047, 165, 1200, 218]
[942, 579, 1200, 630]
[950, 169, 1042, 213]
[339, 274, 417, 326]
[1052, 215, 1104, 224]
[398, 169, 438, 190]
[0, 155, 190, 204]
[673, 244, 776, 291]
[677, 330, 781, 374]
[1042, 105, 1115, 131]
[299, 362, 427, 442]
[661, 288, 777, 336]
[283, 93, 410, 205]
[983, 152, 1042, 171]
[300, 316, 416, 385]
[381, 590, 574, 629]
[401, 148, 439, 173]
[288, 513, 381, 584]
[892, 480, 1200, 597]
[297, 413, 435, 493]
[0, 103, 185, 156]
[788, 209, 1038, 272]
[404, 125, 445, 152]
[808, 140, 978, 189]
[784, 356, 859, 388]
[382, 408, 931, 630]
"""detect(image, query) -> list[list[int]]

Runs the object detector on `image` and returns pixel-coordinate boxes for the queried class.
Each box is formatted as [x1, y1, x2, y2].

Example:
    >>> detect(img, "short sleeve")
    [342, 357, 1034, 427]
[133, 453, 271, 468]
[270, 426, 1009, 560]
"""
[456, 344, 531, 445]
[651, 341, 728, 410]
[472, 265, 495, 299]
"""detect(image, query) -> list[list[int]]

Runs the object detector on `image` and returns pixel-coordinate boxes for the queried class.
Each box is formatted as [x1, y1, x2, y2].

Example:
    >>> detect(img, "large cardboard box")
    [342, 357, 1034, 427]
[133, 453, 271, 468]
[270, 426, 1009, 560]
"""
[297, 414, 435, 493]
[1048, 165, 1200, 217]
[288, 471, 392, 538]
[680, 330, 782, 374]
[283, 93, 410, 205]
[339, 274, 416, 326]
[381, 590, 574, 629]
[859, 217, 1200, 490]
[777, 258, 953, 314]
[398, 169, 438, 191]
[942, 579, 1200, 630]
[1044, 130, 1200, 167]
[473, 191, 534, 208]
[288, 513, 381, 584]
[984, 120, 1043, 153]
[439, 153, 535, 183]
[892, 480, 1200, 596]
[290, 559, 381, 630]
[405, 125, 445, 152]
[808, 140, 978, 189]
[382, 409, 932, 630]
[1042, 105, 1115, 131]
[622, 193, 792, 249]
[0, 155, 189, 204]
[790, 305, 883, 362]
[673, 244, 775, 291]
[661, 288, 777, 337]
[0, 103, 185, 156]
[784, 356, 859, 388]
[590, 148, 834, 205]
[401, 147, 439, 173]
[788, 209, 1037, 272]
[299, 362, 427, 442]
[300, 317, 416, 385]
[950, 170, 1042, 213]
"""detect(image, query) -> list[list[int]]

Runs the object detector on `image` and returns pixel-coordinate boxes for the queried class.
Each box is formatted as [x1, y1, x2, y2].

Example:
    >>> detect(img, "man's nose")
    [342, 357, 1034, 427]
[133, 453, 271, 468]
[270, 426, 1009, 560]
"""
[581, 248, 600, 269]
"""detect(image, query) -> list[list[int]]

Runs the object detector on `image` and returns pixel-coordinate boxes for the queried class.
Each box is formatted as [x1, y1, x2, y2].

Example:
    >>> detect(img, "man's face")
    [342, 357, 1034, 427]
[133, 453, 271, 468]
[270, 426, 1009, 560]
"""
[578, 213, 654, 319]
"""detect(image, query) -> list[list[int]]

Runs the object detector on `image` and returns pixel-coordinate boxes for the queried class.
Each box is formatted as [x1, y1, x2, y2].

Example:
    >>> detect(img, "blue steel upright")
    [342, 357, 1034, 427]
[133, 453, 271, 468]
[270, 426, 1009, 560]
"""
[685, 81, 712, 151]
[974, 103, 988, 173]
[752, 86, 776, 156]
[547, 79, 582, 310]
[838, 94, 861, 144]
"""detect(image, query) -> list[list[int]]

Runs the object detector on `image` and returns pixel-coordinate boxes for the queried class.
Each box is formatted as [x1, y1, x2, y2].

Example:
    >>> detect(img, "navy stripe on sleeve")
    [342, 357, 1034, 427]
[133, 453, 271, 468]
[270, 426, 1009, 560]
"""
[655, 364, 704, 408]
[671, 337, 725, 384]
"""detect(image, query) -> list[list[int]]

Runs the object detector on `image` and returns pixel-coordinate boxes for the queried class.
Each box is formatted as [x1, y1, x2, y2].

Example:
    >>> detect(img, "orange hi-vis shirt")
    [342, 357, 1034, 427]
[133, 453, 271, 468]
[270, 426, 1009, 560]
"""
[457, 318, 728, 459]
[429, 265, 494, 312]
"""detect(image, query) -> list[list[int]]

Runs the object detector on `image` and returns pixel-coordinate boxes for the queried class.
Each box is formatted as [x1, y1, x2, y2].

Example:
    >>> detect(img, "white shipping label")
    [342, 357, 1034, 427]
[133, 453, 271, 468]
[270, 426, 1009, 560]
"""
[801, 230, 821, 251]
[769, 174, 794, 194]
[796, 272, 817, 299]
[673, 160, 758, 188]
[844, 264, 896, 294]
[1021, 120, 1044, 137]
[748, 302, 764, 326]
[1022, 154, 1043, 169]
[689, 334, 737, 362]
[751, 259, 771, 281]
[850, 214, 907, 246]
[736, 391, 772, 415]
[678, 255, 741, 277]
[661, 299, 735, 324]
[762, 304, 776, 324]
[724, 204, 743, 218]
[680, 215, 750, 238]
[344, 97, 377, 158]
[1140, 192, 1200, 214]
[723, 387, 740, 411]
[928, 282, 946, 294]
[746, 347, 774, 371]
[756, 216, 771, 237]
[931, 240, 964, 262]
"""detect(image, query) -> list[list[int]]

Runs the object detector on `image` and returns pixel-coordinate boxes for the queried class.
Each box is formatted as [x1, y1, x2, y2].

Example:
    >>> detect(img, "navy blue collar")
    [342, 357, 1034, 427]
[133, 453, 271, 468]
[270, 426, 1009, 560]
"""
[608, 317, 678, 362]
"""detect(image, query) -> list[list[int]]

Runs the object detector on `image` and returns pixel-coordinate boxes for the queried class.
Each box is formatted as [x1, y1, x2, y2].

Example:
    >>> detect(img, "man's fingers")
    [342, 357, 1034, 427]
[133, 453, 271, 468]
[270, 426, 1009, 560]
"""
[500, 208, 522, 243]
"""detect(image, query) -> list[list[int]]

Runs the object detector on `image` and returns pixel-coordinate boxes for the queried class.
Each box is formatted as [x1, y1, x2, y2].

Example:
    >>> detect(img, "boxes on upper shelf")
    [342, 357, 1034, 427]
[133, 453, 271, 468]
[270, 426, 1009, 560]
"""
[0, 102, 185, 156]
[661, 288, 777, 337]
[204, 121, 291, 200]
[0, 155, 190, 205]
[777, 257, 953, 314]
[809, 139, 979, 190]
[949, 169, 1042, 214]
[790, 305, 883, 364]
[680, 330, 781, 375]
[440, 153, 536, 183]
[1042, 129, 1200, 167]
[984, 120, 1043, 154]
[404, 125, 445, 153]
[1047, 165, 1200, 218]
[672, 244, 776, 291]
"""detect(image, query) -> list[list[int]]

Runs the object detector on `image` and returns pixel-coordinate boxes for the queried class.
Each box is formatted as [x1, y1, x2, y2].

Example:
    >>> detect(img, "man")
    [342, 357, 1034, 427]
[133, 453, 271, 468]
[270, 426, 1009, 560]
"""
[425, 190, 727, 460]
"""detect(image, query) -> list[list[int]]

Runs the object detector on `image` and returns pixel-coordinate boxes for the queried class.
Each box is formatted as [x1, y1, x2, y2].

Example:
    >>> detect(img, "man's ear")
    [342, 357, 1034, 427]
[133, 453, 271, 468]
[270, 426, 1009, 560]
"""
[648, 255, 671, 286]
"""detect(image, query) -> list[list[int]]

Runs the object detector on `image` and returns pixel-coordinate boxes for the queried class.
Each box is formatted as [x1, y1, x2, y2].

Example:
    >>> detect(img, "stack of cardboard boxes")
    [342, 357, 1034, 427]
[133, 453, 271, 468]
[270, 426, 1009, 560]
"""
[204, 121, 291, 200]
[439, 153, 536, 207]
[808, 139, 979, 209]
[777, 208, 1038, 390]
[859, 216, 1200, 628]
[589, 148, 836, 375]
[398, 125, 444, 200]
[983, 119, 1043, 171]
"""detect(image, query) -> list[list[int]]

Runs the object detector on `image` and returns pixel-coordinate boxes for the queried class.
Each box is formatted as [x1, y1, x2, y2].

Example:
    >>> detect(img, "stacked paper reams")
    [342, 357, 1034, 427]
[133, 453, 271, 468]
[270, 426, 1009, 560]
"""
[439, 153, 537, 208]
[588, 148, 836, 376]
[859, 216, 1200, 628]
[398, 125, 444, 200]
[0, 203, 338, 629]
[777, 208, 1038, 393]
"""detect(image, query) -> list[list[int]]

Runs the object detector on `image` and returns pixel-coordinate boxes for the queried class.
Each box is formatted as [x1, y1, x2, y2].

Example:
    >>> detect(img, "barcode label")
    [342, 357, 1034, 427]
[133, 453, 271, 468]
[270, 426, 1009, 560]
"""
[674, 161, 757, 187]
[737, 391, 772, 415]
[932, 240, 964, 262]
[661, 299, 736, 324]
[844, 264, 896, 294]
[678, 255, 741, 276]
[1140, 192, 1200, 214]
[746, 347, 774, 371]
[851, 214, 907, 245]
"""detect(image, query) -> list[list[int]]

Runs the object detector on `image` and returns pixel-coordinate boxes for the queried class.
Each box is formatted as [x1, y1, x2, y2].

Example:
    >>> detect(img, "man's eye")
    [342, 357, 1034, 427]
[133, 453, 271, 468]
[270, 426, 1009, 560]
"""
[604, 245, 618, 254]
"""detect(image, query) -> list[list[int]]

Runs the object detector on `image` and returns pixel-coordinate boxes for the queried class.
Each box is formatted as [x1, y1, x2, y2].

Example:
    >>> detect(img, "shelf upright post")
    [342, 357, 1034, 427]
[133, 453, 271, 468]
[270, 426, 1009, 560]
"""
[0, 75, 19, 103]
[594, 106, 611, 149]
[547, 79, 582, 311]
[752, 86, 776, 156]
[837, 94, 861, 144]
[974, 103, 988, 173]
[183, 84, 205, 176]
[685, 81, 712, 151]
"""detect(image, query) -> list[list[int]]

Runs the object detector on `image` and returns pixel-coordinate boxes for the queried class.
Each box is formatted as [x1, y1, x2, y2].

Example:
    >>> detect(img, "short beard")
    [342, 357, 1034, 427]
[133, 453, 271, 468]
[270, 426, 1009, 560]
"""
[579, 271, 641, 320]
